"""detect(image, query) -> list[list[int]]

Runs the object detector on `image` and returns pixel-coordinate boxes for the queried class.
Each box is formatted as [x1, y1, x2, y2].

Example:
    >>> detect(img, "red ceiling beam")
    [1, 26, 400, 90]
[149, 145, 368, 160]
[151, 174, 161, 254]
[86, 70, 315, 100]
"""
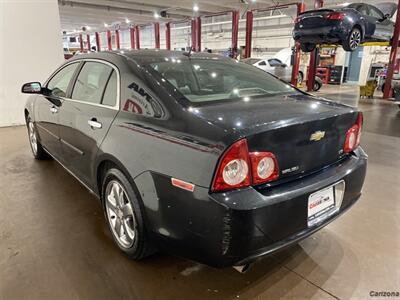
[291, 2, 306, 86]
[165, 22, 171, 50]
[383, 0, 400, 99]
[154, 23, 160, 49]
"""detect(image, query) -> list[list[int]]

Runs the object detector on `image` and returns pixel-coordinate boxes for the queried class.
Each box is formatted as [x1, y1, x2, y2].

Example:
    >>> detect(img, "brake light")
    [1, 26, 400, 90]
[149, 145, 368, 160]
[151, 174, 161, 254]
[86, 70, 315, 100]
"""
[344, 112, 363, 153]
[212, 139, 280, 192]
[249, 152, 279, 184]
[327, 12, 345, 20]
[212, 139, 251, 192]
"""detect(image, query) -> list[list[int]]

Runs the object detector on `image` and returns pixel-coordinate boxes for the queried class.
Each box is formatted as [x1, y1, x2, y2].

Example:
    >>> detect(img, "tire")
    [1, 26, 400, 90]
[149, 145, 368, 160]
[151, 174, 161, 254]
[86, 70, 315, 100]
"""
[343, 27, 362, 52]
[300, 43, 316, 52]
[26, 116, 50, 160]
[102, 168, 154, 260]
[313, 80, 322, 91]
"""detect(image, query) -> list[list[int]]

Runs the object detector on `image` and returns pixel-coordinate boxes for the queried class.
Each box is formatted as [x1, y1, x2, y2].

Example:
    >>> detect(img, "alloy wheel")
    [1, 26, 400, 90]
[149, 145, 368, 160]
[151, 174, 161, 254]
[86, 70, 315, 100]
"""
[349, 29, 361, 50]
[28, 121, 38, 155]
[105, 180, 137, 249]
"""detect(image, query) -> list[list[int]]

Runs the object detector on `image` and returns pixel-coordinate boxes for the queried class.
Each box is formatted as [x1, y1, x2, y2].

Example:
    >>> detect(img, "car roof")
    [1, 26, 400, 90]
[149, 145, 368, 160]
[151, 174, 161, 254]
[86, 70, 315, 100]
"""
[69, 49, 229, 65]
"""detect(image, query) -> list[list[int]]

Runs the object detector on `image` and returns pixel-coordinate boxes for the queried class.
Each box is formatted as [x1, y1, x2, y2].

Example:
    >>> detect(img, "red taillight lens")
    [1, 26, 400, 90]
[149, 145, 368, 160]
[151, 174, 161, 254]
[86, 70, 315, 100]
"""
[327, 12, 345, 20]
[249, 152, 279, 184]
[344, 112, 363, 153]
[212, 139, 280, 192]
[212, 139, 251, 192]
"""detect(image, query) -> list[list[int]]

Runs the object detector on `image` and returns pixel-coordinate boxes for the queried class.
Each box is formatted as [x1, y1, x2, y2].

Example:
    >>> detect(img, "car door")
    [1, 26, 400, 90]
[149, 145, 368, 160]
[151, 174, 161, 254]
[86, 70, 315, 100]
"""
[34, 62, 80, 159]
[58, 60, 119, 187]
[367, 4, 393, 40]
[268, 58, 288, 81]
[355, 4, 375, 40]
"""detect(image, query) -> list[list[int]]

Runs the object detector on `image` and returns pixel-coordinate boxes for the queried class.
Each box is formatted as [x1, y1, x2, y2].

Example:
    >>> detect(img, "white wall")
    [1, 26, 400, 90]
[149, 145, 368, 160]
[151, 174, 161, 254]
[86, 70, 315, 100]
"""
[0, 0, 64, 127]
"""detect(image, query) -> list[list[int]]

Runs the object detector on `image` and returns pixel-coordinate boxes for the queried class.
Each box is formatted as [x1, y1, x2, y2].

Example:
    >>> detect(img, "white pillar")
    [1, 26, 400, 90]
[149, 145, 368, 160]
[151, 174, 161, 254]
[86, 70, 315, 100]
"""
[0, 0, 64, 127]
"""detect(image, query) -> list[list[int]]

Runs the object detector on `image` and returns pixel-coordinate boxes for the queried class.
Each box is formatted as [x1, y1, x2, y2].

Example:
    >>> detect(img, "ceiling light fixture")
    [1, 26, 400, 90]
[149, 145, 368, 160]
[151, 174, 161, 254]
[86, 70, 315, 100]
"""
[154, 12, 160, 19]
[125, 18, 130, 23]
[193, 4, 199, 12]
[104, 23, 109, 27]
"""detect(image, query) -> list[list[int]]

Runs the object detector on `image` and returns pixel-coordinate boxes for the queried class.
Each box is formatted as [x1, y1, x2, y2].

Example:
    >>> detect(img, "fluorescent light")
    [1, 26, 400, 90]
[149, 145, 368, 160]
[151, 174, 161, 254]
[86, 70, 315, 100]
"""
[154, 12, 160, 19]
[104, 23, 109, 27]
[86, 26, 91, 30]
[193, 4, 199, 12]
[125, 18, 130, 23]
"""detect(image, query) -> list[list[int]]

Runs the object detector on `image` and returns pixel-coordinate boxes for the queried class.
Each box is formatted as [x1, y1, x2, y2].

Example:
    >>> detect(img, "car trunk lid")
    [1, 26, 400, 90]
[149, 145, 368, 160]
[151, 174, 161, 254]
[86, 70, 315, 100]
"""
[297, 9, 334, 28]
[195, 93, 358, 182]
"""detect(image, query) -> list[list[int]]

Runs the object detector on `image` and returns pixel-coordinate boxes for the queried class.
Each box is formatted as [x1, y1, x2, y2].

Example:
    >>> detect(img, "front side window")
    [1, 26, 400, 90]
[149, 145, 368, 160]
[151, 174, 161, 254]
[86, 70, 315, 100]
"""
[147, 58, 296, 104]
[47, 62, 79, 97]
[72, 62, 113, 104]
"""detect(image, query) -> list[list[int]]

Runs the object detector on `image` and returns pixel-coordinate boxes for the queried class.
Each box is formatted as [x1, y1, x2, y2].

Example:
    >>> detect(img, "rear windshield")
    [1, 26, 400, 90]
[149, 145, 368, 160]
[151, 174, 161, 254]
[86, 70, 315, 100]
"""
[146, 57, 296, 103]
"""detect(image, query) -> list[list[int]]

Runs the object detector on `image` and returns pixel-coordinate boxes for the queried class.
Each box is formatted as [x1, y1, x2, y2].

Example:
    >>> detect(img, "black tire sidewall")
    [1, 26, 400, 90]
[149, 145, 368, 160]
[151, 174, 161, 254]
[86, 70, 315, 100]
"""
[102, 168, 147, 259]
[26, 116, 48, 160]
[343, 27, 361, 51]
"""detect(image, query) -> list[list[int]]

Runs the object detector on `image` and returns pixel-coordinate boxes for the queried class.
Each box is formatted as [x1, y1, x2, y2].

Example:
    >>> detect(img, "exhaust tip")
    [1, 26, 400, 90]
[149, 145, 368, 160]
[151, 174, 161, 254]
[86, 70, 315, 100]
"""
[233, 263, 252, 273]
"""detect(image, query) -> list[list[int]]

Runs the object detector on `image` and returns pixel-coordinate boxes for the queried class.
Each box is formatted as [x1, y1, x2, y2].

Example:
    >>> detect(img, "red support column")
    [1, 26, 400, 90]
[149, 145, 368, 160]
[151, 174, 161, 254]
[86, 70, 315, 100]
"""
[106, 30, 112, 50]
[79, 34, 84, 52]
[86, 34, 91, 51]
[244, 11, 253, 58]
[115, 30, 120, 49]
[383, 0, 400, 99]
[291, 3, 306, 86]
[307, 0, 323, 91]
[135, 26, 140, 49]
[191, 19, 196, 51]
[154, 23, 160, 49]
[231, 10, 239, 58]
[195, 17, 201, 52]
[130, 27, 135, 49]
[95, 32, 101, 52]
[165, 22, 171, 50]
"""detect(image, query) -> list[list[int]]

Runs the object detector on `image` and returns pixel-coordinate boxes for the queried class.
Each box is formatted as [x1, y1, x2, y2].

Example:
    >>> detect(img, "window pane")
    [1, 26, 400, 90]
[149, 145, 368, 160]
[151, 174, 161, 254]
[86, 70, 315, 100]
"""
[369, 6, 383, 18]
[102, 71, 117, 106]
[47, 63, 79, 97]
[72, 62, 112, 104]
[147, 58, 295, 103]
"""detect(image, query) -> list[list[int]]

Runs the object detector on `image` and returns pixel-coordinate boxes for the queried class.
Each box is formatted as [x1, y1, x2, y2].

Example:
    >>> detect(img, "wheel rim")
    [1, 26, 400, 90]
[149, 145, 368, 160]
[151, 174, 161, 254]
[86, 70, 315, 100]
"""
[28, 121, 38, 155]
[105, 180, 136, 248]
[349, 29, 361, 50]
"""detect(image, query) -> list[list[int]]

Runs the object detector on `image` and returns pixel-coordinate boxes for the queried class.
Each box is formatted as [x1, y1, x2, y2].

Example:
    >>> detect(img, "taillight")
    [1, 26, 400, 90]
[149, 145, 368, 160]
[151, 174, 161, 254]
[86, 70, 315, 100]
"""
[212, 139, 279, 192]
[250, 152, 279, 185]
[327, 12, 345, 20]
[212, 139, 251, 192]
[344, 112, 363, 153]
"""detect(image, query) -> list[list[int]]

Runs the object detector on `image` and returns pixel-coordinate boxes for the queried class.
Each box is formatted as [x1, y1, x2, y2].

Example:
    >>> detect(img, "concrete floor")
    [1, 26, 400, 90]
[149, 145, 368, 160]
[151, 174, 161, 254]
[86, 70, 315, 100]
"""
[1, 85, 399, 300]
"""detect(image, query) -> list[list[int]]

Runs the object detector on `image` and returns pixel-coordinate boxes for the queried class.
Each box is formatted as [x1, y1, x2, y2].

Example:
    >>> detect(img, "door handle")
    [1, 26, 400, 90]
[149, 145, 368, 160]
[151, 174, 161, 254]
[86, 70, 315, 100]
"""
[88, 118, 102, 129]
[50, 106, 58, 114]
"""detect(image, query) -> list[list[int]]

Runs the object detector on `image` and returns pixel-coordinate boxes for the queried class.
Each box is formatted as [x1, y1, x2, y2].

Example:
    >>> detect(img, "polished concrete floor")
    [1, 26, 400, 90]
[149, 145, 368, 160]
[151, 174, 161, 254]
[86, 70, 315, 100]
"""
[0, 85, 399, 300]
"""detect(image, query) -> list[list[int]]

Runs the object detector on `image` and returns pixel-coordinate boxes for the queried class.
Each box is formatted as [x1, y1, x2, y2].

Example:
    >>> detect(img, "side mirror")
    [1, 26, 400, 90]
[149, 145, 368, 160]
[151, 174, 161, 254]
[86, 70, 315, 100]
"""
[21, 82, 42, 94]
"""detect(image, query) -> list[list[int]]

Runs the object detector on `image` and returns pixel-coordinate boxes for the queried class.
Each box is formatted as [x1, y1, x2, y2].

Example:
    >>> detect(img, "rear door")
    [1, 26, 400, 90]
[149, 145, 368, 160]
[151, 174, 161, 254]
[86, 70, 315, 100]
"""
[35, 62, 80, 158]
[59, 60, 119, 187]
[357, 4, 375, 39]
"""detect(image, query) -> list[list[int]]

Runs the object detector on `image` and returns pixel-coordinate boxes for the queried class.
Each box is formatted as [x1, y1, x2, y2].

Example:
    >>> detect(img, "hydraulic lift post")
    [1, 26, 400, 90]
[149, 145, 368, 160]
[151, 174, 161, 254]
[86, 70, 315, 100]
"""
[130, 27, 135, 49]
[291, 2, 306, 86]
[135, 26, 140, 49]
[165, 22, 171, 50]
[307, 0, 323, 92]
[115, 30, 120, 49]
[154, 23, 160, 49]
[86, 34, 91, 51]
[383, 0, 400, 99]
[106, 30, 112, 50]
[231, 10, 240, 58]
[244, 11, 253, 58]
[79, 34, 83, 52]
[95, 32, 100, 52]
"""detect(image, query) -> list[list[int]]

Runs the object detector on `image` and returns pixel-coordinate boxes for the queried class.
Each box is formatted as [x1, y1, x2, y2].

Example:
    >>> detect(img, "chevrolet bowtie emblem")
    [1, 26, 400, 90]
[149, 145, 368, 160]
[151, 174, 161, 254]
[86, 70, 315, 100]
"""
[310, 131, 325, 141]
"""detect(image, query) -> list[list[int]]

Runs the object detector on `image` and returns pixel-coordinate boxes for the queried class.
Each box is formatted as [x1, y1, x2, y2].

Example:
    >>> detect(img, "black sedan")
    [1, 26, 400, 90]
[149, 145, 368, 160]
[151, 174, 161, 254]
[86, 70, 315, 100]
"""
[293, 2, 396, 52]
[22, 50, 367, 270]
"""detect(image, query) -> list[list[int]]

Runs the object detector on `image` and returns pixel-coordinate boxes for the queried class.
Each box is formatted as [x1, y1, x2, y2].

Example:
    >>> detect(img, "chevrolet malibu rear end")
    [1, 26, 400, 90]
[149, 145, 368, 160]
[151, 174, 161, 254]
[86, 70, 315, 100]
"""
[24, 51, 367, 269]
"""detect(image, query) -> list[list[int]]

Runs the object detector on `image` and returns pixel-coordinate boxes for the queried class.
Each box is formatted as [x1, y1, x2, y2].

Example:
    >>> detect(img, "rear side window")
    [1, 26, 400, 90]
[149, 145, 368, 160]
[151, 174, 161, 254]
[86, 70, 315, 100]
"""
[258, 61, 267, 66]
[368, 5, 384, 19]
[268, 59, 283, 66]
[47, 62, 79, 97]
[357, 5, 369, 16]
[102, 71, 117, 107]
[72, 62, 113, 104]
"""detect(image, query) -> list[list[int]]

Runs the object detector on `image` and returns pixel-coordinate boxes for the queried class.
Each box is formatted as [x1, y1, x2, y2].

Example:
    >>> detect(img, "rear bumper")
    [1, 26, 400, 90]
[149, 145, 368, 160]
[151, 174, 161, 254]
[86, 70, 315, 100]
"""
[138, 148, 367, 268]
[293, 24, 350, 44]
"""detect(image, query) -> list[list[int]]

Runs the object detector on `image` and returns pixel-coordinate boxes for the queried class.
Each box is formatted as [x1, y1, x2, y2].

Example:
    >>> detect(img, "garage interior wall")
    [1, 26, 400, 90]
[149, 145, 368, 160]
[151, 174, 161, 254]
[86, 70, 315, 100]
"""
[0, 0, 64, 127]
